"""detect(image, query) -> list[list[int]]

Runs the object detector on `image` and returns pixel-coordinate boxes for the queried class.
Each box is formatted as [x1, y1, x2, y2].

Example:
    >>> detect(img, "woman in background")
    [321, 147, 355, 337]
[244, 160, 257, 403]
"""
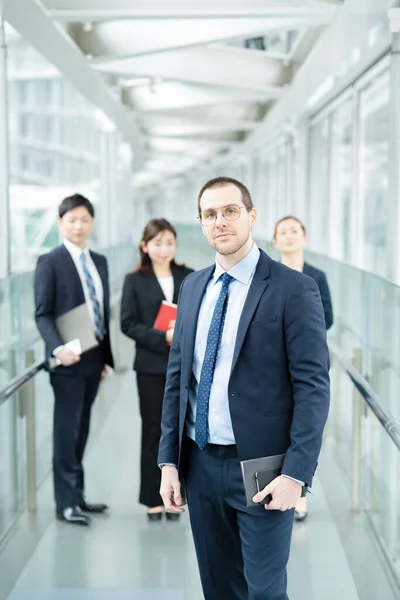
[273, 215, 333, 522]
[121, 219, 193, 522]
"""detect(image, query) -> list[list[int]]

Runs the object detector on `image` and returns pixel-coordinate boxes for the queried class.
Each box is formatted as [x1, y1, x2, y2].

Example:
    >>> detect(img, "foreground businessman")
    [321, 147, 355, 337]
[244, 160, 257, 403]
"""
[158, 176, 330, 600]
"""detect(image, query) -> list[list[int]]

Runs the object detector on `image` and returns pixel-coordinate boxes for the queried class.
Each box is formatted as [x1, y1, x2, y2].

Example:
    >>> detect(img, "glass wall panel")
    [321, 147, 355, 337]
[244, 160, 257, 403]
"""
[358, 69, 390, 277]
[329, 99, 353, 261]
[5, 24, 102, 273]
[309, 117, 330, 253]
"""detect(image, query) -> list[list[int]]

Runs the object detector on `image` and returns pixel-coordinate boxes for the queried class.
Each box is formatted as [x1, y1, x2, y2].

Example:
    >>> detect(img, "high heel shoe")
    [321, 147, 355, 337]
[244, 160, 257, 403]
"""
[147, 511, 162, 522]
[165, 511, 181, 522]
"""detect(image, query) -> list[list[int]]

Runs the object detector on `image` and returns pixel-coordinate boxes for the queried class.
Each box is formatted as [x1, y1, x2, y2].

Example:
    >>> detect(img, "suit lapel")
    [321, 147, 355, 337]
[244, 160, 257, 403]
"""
[146, 273, 167, 304]
[172, 266, 187, 304]
[230, 252, 271, 376]
[182, 266, 214, 381]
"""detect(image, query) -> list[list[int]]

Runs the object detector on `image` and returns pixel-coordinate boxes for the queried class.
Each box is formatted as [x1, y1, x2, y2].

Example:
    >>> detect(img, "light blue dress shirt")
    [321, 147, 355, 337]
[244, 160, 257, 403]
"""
[186, 244, 260, 444]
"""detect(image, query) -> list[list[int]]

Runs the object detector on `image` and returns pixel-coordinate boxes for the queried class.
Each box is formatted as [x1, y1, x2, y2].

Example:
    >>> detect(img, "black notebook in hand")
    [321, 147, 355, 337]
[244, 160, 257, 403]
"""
[240, 454, 285, 507]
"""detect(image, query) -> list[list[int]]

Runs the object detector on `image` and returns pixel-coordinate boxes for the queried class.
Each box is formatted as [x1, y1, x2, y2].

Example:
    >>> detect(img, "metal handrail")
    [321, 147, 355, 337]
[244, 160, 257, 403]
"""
[329, 340, 400, 452]
[0, 360, 45, 407]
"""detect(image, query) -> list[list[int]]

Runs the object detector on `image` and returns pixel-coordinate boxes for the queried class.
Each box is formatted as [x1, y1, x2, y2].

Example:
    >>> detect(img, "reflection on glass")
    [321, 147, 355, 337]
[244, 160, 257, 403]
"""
[358, 69, 390, 278]
[309, 117, 330, 253]
[5, 24, 101, 273]
[330, 100, 353, 261]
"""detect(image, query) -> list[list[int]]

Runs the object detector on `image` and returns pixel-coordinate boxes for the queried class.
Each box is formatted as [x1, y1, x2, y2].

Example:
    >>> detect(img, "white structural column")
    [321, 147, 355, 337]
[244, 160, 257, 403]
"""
[0, 12, 10, 277]
[387, 21, 400, 283]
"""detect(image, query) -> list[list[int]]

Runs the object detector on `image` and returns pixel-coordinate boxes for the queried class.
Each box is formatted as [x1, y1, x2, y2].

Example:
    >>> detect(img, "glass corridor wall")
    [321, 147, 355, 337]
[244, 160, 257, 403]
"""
[3, 23, 136, 275]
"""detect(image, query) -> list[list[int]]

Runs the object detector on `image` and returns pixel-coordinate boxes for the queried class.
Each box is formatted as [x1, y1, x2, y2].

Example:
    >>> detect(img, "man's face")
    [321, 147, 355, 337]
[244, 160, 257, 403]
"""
[58, 206, 93, 248]
[199, 184, 256, 256]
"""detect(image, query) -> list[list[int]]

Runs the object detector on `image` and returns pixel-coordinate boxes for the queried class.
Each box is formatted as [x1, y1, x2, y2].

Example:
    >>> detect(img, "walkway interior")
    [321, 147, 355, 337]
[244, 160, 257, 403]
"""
[0, 372, 398, 600]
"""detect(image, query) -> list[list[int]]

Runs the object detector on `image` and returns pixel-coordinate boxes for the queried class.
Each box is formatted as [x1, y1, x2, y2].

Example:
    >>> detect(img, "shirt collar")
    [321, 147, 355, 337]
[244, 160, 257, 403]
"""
[213, 243, 260, 285]
[63, 238, 89, 260]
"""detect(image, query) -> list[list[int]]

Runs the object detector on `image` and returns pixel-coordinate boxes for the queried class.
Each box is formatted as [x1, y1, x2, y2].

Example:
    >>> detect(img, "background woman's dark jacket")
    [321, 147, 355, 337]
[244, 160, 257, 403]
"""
[120, 263, 193, 374]
[303, 262, 333, 330]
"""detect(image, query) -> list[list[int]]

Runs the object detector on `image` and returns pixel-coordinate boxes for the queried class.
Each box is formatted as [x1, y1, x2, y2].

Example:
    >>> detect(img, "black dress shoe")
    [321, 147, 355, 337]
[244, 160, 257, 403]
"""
[165, 512, 181, 522]
[56, 507, 91, 526]
[78, 500, 109, 513]
[147, 511, 162, 522]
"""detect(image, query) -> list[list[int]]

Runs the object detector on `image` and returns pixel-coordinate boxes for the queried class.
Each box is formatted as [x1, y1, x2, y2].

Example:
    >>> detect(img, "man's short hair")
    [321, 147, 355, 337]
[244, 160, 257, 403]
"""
[197, 177, 253, 215]
[58, 193, 95, 219]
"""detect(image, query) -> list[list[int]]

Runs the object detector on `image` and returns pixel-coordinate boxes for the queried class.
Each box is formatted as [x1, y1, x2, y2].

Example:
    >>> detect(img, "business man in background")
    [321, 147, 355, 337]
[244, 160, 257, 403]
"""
[34, 193, 114, 526]
[158, 177, 330, 599]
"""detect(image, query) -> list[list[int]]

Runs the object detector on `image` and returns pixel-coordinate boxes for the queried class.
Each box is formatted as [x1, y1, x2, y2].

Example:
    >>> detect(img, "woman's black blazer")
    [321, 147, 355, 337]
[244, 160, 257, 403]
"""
[120, 264, 194, 374]
[302, 262, 333, 330]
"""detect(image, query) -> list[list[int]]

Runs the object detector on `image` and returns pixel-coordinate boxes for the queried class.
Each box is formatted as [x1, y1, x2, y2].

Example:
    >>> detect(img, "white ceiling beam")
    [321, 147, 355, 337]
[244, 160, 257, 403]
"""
[127, 82, 276, 112]
[95, 46, 289, 96]
[3, 0, 143, 164]
[147, 137, 241, 154]
[43, 1, 338, 22]
[73, 16, 332, 62]
[145, 122, 257, 137]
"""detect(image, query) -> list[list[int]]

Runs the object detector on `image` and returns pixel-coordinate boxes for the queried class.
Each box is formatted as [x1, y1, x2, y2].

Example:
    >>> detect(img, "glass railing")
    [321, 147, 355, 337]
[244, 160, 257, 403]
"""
[0, 240, 136, 542]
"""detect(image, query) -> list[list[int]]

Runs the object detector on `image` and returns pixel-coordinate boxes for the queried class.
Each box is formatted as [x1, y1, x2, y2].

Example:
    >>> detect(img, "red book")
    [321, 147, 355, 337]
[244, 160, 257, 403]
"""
[154, 300, 177, 332]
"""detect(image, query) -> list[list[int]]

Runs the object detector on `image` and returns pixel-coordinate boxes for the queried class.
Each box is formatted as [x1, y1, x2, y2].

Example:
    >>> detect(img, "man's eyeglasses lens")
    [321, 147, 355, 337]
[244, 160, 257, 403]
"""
[200, 206, 242, 226]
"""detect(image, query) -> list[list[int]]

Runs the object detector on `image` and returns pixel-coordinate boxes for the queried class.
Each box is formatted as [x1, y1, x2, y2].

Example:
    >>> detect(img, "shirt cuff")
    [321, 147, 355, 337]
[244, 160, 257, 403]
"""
[52, 345, 64, 365]
[282, 474, 305, 486]
[158, 463, 178, 469]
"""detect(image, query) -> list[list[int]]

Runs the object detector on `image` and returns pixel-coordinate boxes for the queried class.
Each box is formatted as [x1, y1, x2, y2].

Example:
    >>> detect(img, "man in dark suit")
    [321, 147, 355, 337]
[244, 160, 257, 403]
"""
[158, 177, 330, 599]
[34, 193, 114, 526]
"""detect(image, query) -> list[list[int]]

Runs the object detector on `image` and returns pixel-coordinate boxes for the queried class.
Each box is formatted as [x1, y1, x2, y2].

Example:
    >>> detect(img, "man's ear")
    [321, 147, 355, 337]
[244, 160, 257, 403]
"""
[250, 207, 257, 227]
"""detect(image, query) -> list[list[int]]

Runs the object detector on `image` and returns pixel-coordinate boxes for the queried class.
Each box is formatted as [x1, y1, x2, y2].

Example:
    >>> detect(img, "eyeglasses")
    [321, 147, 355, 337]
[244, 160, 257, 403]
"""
[197, 205, 245, 227]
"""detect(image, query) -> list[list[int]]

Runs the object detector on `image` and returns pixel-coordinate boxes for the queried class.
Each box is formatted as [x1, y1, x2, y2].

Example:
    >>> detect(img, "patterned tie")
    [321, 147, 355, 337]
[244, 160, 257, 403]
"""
[80, 252, 104, 341]
[195, 272, 234, 450]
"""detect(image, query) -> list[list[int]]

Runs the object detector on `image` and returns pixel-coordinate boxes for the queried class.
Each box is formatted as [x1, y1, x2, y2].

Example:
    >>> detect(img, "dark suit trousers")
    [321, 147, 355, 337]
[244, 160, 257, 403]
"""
[184, 438, 294, 600]
[50, 346, 104, 510]
[136, 373, 166, 508]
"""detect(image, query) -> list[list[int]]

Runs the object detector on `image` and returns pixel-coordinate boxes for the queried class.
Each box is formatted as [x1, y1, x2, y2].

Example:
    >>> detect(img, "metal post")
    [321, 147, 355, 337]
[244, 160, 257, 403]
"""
[22, 350, 37, 511]
[351, 347, 363, 511]
[0, 14, 10, 277]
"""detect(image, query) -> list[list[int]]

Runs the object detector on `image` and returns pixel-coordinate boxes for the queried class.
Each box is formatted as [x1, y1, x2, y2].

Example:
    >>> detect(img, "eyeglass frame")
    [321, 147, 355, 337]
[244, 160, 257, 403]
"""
[196, 204, 247, 227]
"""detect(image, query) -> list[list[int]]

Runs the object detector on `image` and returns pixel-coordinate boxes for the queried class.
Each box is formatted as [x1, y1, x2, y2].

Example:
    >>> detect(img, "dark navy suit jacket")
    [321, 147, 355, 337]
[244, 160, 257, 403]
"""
[158, 249, 330, 487]
[303, 262, 333, 330]
[34, 244, 114, 371]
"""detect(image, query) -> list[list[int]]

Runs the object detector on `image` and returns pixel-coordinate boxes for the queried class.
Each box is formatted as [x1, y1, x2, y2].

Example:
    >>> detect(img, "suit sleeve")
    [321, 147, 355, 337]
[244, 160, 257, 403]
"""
[282, 277, 330, 486]
[318, 272, 334, 330]
[157, 279, 187, 466]
[34, 254, 64, 355]
[120, 275, 167, 354]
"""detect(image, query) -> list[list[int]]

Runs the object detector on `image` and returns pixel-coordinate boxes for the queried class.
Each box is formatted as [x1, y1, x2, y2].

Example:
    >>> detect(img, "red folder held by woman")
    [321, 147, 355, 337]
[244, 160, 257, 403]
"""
[154, 300, 177, 331]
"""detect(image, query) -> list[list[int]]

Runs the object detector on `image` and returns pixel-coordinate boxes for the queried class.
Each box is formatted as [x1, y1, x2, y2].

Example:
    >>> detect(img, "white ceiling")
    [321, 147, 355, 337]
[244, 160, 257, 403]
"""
[40, 0, 343, 191]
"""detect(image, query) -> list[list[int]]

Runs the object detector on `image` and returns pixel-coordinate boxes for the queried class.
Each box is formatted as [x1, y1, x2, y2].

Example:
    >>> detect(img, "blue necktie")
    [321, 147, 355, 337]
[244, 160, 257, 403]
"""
[80, 252, 104, 341]
[195, 272, 233, 450]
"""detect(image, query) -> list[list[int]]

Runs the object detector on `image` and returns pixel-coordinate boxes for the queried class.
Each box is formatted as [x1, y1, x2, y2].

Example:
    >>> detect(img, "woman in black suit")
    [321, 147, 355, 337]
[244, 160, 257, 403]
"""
[120, 219, 193, 522]
[273, 215, 333, 521]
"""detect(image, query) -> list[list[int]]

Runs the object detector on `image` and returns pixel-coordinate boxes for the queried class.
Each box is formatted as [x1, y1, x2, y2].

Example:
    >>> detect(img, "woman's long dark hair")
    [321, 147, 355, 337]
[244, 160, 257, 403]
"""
[136, 218, 181, 276]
